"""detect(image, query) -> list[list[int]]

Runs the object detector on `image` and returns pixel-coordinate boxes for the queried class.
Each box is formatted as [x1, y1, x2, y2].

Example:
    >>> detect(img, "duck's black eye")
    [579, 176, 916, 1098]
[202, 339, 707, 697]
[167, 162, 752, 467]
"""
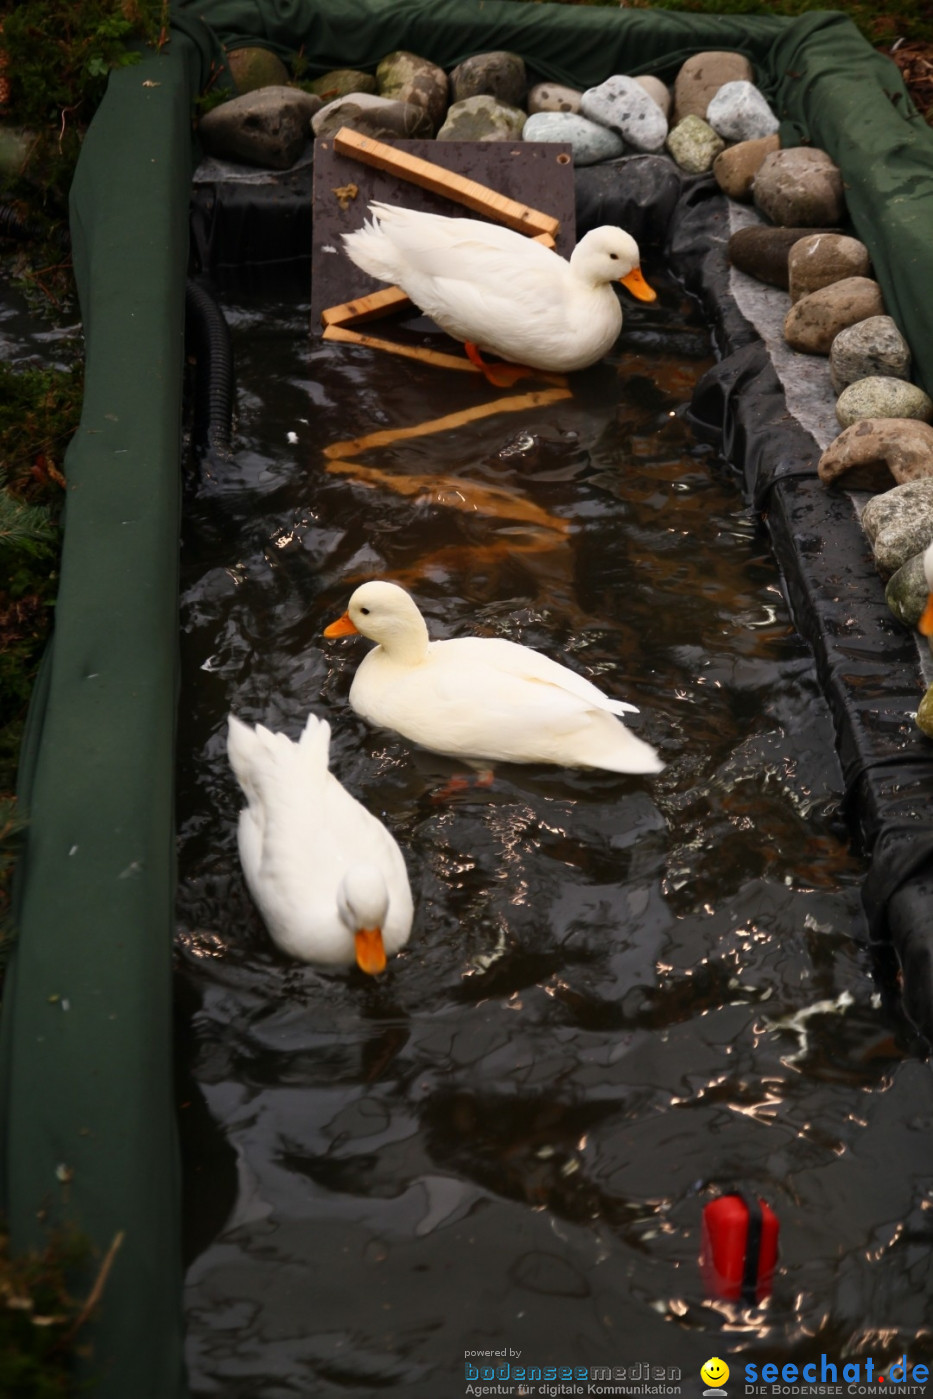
[609, 253, 619, 260]
[360, 606, 370, 615]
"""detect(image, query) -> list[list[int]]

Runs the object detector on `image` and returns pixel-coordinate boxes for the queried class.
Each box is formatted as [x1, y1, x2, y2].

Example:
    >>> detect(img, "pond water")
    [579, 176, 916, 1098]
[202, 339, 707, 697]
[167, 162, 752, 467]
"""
[175, 260, 933, 1398]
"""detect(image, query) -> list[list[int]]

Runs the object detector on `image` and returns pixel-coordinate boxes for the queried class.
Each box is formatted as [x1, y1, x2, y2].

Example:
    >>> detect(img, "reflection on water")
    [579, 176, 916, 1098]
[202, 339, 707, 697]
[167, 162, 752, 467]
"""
[177, 265, 933, 1397]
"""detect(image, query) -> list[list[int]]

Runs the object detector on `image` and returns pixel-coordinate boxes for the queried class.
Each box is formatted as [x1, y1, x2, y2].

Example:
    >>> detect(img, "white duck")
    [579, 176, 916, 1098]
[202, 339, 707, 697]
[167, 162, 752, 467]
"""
[341, 201, 656, 380]
[227, 712, 413, 973]
[324, 581, 664, 775]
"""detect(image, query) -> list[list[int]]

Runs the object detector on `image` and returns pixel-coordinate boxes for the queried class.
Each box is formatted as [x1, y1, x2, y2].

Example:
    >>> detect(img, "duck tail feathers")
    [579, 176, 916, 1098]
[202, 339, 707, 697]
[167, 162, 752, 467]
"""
[297, 711, 332, 771]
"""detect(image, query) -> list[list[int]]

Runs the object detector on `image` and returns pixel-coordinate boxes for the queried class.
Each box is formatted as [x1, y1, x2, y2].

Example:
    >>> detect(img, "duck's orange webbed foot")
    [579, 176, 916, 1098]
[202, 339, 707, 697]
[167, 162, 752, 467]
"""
[464, 341, 534, 389]
[430, 769, 496, 803]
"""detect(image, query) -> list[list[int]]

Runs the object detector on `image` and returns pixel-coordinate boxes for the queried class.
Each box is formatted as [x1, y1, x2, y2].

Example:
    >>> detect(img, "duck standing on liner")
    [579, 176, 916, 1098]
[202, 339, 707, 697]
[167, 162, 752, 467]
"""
[227, 712, 413, 973]
[324, 580, 664, 775]
[341, 201, 656, 381]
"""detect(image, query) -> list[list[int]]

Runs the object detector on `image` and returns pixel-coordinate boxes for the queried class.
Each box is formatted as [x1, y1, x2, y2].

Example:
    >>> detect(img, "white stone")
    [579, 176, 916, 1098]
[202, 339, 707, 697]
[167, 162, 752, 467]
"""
[706, 80, 779, 142]
[522, 111, 625, 165]
[580, 74, 668, 154]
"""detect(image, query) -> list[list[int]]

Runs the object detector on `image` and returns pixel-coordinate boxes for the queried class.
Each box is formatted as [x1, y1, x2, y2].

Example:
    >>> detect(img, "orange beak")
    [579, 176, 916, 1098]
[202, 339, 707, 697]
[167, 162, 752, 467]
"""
[324, 610, 358, 638]
[620, 266, 657, 302]
[919, 593, 933, 636]
[355, 926, 387, 975]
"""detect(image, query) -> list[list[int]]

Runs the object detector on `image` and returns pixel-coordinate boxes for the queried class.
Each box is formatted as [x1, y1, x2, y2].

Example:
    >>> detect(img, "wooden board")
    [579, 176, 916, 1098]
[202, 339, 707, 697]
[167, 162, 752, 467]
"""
[311, 136, 576, 332]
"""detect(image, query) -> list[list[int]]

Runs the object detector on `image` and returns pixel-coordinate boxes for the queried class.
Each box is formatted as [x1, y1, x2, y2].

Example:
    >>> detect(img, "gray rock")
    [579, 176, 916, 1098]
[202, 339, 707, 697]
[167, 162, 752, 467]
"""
[199, 86, 320, 170]
[787, 233, 871, 303]
[527, 83, 583, 115]
[449, 51, 526, 107]
[727, 224, 841, 289]
[308, 69, 377, 101]
[829, 315, 912, 393]
[673, 51, 754, 124]
[885, 550, 930, 630]
[836, 377, 933, 429]
[227, 47, 290, 94]
[437, 95, 526, 142]
[312, 92, 434, 140]
[818, 419, 933, 494]
[634, 75, 671, 119]
[861, 478, 933, 575]
[706, 80, 779, 142]
[580, 75, 668, 154]
[753, 147, 846, 227]
[522, 112, 624, 165]
[665, 115, 725, 175]
[376, 51, 448, 131]
[784, 277, 885, 355]
[713, 134, 780, 202]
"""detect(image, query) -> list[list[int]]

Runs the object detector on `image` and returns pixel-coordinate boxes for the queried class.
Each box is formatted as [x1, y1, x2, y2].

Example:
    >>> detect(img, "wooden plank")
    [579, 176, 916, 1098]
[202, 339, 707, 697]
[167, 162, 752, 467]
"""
[322, 322, 481, 372]
[321, 285, 412, 327]
[311, 137, 576, 330]
[333, 128, 560, 238]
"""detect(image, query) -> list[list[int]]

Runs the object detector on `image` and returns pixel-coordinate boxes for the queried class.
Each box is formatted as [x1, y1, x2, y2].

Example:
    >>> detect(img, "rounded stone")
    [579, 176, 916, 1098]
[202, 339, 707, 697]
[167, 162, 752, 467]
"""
[727, 224, 840, 289]
[308, 69, 377, 101]
[916, 684, 933, 739]
[449, 51, 526, 107]
[580, 75, 668, 154]
[634, 75, 671, 119]
[885, 551, 930, 630]
[863, 480, 933, 576]
[376, 51, 448, 130]
[836, 377, 933, 429]
[753, 147, 846, 227]
[829, 315, 912, 393]
[818, 420, 933, 496]
[527, 83, 583, 115]
[226, 46, 290, 94]
[673, 51, 754, 124]
[784, 277, 885, 355]
[199, 86, 320, 169]
[787, 233, 871, 303]
[665, 115, 725, 174]
[312, 92, 435, 140]
[713, 134, 780, 202]
[437, 95, 526, 142]
[706, 80, 779, 142]
[522, 112, 625, 166]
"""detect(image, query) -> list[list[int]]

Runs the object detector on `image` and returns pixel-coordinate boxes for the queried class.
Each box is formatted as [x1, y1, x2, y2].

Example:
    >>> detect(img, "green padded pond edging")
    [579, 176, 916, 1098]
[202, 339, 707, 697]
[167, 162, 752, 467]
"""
[2, 4, 933, 1397]
[0, 39, 198, 1399]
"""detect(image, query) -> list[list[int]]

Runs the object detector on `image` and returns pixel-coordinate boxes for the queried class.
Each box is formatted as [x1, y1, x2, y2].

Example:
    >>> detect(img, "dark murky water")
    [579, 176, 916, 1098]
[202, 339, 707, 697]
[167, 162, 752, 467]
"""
[176, 262, 933, 1398]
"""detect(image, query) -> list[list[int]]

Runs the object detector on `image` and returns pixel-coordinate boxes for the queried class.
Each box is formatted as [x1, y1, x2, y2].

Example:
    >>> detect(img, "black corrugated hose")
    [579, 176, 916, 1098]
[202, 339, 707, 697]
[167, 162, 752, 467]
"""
[185, 275, 235, 460]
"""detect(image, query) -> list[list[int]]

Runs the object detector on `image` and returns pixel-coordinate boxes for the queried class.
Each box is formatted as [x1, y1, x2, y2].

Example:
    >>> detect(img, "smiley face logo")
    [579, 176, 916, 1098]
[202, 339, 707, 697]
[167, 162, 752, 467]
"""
[701, 1358, 730, 1388]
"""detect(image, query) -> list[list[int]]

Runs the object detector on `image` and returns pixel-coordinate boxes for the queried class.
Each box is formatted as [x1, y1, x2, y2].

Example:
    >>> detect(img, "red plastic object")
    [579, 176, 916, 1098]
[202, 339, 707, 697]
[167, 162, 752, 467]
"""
[701, 1194, 779, 1302]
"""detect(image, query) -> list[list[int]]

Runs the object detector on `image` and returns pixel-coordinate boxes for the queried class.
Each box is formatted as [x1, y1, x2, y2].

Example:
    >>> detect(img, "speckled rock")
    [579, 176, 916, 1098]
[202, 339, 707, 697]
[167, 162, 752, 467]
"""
[753, 147, 846, 227]
[522, 112, 624, 165]
[836, 377, 933, 429]
[787, 233, 871, 304]
[784, 277, 885, 355]
[673, 51, 753, 124]
[226, 47, 290, 94]
[706, 80, 779, 142]
[527, 82, 582, 115]
[861, 478, 933, 576]
[829, 315, 913, 393]
[713, 134, 780, 202]
[308, 69, 377, 101]
[199, 86, 321, 169]
[376, 51, 448, 130]
[885, 550, 931, 630]
[635, 75, 672, 119]
[916, 684, 933, 737]
[727, 224, 841, 289]
[312, 92, 434, 140]
[818, 420, 933, 495]
[437, 95, 526, 142]
[580, 75, 668, 154]
[665, 115, 725, 174]
[449, 51, 526, 107]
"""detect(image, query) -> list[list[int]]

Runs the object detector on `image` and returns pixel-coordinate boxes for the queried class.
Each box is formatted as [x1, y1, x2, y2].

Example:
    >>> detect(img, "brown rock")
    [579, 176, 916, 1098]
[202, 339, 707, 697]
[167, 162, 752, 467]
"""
[713, 133, 780, 202]
[727, 225, 842, 289]
[787, 233, 871, 303]
[817, 418, 933, 490]
[784, 276, 885, 354]
[753, 147, 845, 226]
[376, 51, 449, 130]
[226, 46, 290, 94]
[673, 51, 753, 124]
